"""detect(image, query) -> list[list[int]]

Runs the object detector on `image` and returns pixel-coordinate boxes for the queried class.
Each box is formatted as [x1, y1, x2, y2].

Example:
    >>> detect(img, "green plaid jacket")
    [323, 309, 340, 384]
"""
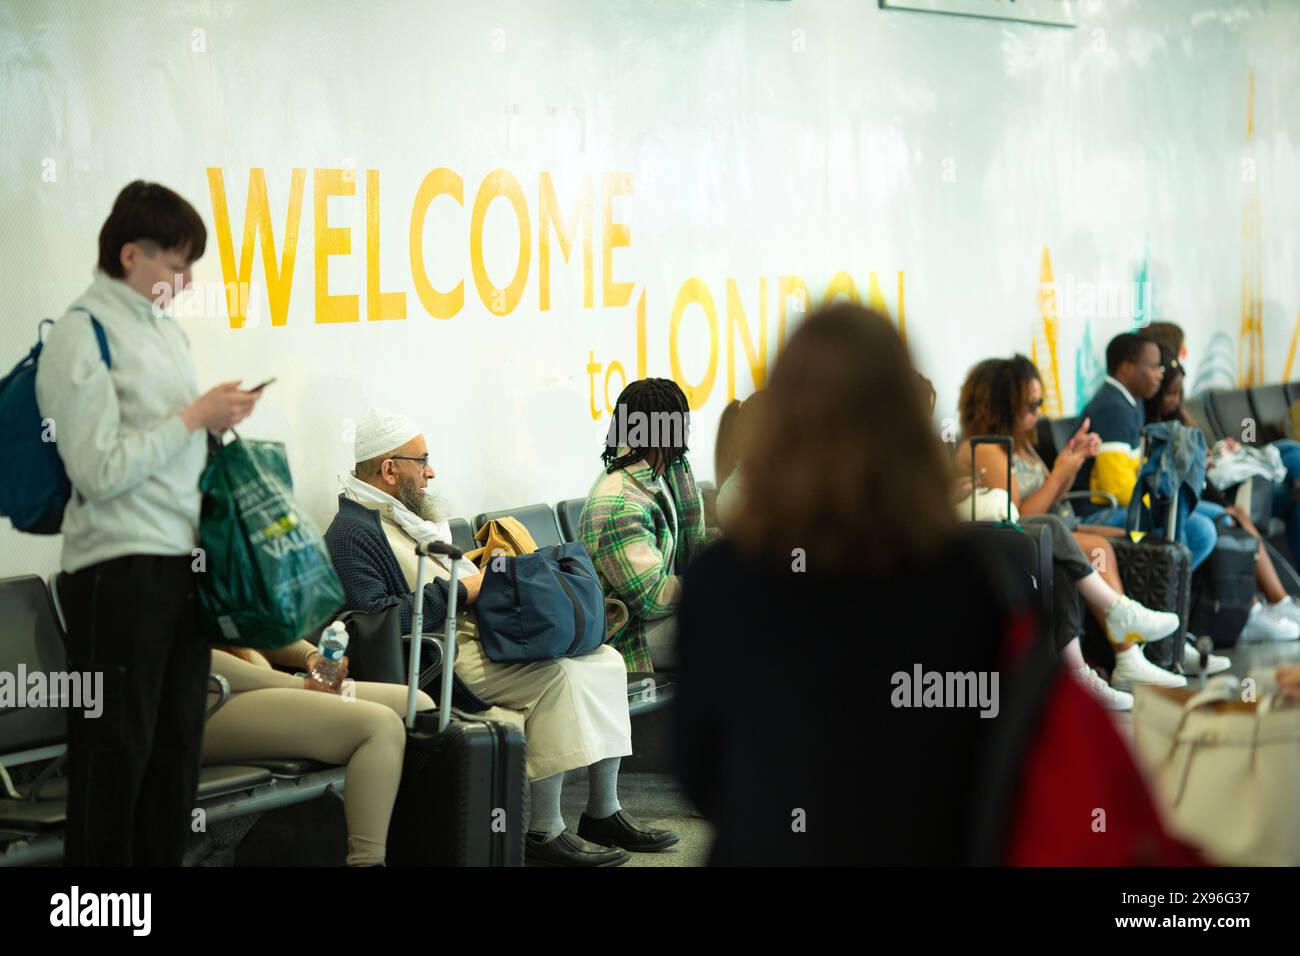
[578, 455, 708, 673]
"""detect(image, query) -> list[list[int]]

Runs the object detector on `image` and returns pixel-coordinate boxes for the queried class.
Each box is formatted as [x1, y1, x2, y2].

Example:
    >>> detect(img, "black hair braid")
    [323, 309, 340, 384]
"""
[601, 377, 691, 474]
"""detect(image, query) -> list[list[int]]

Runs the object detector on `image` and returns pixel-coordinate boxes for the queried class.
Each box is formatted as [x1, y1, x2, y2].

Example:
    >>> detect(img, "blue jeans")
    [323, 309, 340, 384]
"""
[1272, 439, 1300, 559]
[1088, 500, 1219, 571]
[1190, 501, 1226, 570]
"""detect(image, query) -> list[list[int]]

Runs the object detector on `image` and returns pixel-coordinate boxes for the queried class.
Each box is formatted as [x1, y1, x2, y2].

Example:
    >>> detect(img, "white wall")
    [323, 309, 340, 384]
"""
[2, 0, 1298, 580]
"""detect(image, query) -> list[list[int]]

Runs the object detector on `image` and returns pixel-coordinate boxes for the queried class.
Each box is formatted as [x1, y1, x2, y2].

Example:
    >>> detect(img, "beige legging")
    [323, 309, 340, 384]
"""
[202, 675, 433, 866]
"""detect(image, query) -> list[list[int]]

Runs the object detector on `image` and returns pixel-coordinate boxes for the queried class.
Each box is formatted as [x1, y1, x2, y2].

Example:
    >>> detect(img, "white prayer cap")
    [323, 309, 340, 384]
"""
[354, 409, 421, 463]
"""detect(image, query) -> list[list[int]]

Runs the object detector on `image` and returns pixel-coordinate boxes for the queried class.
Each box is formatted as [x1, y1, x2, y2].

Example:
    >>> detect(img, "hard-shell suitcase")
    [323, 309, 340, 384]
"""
[1106, 539, 1192, 670]
[1120, 433, 1194, 671]
[1078, 430, 1193, 674]
[386, 540, 527, 866]
[1189, 522, 1258, 648]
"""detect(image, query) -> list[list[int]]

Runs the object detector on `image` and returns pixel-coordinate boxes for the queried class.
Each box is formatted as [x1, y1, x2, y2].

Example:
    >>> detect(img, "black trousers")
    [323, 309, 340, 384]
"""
[1021, 514, 1093, 654]
[61, 555, 210, 866]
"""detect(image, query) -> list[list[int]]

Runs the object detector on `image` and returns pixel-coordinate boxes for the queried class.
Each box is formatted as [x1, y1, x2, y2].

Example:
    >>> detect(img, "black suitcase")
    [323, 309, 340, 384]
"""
[1111, 430, 1194, 671]
[963, 436, 1054, 647]
[1080, 429, 1194, 673]
[386, 540, 527, 866]
[1111, 537, 1192, 670]
[1079, 536, 1192, 674]
[1189, 522, 1258, 648]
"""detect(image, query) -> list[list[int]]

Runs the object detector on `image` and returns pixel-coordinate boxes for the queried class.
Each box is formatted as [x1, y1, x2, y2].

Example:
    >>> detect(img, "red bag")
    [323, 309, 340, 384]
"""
[1008, 672, 1203, 866]
[972, 611, 1203, 866]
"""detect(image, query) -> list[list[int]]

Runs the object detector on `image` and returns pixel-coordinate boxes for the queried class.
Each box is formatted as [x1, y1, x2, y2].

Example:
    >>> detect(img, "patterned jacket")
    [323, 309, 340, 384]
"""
[578, 454, 708, 673]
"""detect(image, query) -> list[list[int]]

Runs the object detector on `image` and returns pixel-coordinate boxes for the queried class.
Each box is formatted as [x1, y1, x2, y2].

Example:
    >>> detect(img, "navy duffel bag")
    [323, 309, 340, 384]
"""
[476, 542, 607, 663]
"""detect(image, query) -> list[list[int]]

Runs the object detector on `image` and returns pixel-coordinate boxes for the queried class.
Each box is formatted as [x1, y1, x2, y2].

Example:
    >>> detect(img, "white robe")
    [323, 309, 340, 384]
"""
[365, 499, 632, 779]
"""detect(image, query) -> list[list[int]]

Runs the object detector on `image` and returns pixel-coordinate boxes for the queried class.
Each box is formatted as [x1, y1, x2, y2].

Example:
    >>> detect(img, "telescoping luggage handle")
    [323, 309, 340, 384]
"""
[408, 540, 463, 732]
[969, 436, 1015, 523]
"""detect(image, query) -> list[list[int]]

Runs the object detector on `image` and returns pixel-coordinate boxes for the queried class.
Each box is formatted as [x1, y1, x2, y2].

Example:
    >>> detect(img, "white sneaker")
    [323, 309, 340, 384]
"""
[1073, 665, 1134, 711]
[1180, 638, 1231, 676]
[1240, 601, 1300, 643]
[1111, 645, 1188, 690]
[1104, 595, 1180, 646]
[1268, 596, 1300, 629]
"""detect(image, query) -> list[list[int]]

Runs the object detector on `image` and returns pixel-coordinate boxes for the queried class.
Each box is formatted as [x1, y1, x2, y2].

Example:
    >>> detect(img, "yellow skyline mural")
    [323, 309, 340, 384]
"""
[1033, 246, 1065, 418]
[1238, 68, 1265, 386]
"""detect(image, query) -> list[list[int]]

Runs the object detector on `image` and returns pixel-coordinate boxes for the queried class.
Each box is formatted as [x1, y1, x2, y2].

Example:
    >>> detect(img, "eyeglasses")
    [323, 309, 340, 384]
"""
[388, 455, 430, 468]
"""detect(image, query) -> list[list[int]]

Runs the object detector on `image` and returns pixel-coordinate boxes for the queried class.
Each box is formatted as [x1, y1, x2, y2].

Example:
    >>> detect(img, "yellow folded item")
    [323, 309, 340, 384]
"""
[465, 515, 539, 570]
[1090, 444, 1141, 507]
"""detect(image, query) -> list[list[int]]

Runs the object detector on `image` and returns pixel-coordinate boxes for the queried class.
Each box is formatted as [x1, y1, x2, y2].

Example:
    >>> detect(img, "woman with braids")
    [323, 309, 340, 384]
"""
[578, 377, 711, 673]
[955, 356, 1216, 703]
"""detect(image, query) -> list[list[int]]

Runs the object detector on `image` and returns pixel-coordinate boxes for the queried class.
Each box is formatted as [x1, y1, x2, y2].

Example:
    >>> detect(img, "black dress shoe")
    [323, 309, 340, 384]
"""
[524, 829, 630, 868]
[577, 810, 681, 852]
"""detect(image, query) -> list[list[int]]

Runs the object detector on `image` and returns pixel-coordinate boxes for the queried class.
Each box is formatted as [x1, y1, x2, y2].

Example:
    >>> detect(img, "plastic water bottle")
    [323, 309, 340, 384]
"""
[312, 621, 349, 686]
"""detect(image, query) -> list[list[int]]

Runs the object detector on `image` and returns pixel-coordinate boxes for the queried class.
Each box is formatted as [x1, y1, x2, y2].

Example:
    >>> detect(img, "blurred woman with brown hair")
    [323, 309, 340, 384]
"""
[674, 303, 1014, 864]
[712, 390, 766, 531]
[674, 303, 1200, 866]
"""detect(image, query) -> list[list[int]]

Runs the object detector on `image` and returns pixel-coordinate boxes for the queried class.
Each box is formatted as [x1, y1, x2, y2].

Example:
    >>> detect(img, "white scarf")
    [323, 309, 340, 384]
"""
[341, 473, 480, 579]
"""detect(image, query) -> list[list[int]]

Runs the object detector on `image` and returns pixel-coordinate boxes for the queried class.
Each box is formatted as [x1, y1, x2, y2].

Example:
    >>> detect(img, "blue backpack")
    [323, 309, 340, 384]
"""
[0, 310, 110, 534]
[475, 542, 608, 663]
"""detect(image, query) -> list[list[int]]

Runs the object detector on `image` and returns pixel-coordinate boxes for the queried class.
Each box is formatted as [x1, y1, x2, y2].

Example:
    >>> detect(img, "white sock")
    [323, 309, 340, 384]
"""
[1077, 571, 1121, 613]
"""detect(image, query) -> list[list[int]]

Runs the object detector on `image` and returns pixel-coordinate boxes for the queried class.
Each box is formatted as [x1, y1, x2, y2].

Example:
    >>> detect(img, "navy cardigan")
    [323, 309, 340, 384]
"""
[324, 495, 467, 635]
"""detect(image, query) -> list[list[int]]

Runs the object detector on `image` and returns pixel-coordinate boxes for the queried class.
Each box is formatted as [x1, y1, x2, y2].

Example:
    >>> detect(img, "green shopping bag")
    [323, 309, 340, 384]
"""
[197, 435, 344, 649]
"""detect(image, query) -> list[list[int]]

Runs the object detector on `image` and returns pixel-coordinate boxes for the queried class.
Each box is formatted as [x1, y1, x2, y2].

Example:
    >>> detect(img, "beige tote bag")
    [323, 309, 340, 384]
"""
[1131, 680, 1300, 866]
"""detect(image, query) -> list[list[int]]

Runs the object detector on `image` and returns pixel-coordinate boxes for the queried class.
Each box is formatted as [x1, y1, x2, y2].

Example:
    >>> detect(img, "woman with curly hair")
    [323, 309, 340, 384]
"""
[954, 356, 1215, 702]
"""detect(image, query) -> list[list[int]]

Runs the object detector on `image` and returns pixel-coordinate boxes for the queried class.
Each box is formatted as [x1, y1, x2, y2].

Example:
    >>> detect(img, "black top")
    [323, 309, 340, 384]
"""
[673, 534, 1027, 866]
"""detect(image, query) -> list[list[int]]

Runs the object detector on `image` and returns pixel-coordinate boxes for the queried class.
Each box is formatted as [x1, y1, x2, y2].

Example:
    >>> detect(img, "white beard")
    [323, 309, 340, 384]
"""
[412, 486, 451, 524]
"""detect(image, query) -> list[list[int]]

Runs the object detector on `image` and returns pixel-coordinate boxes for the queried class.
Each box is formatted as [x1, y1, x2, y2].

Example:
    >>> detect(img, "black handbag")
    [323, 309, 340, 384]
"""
[338, 601, 490, 712]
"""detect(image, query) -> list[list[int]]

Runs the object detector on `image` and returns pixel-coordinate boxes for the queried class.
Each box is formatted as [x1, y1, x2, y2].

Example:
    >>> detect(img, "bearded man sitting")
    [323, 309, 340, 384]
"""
[324, 409, 680, 866]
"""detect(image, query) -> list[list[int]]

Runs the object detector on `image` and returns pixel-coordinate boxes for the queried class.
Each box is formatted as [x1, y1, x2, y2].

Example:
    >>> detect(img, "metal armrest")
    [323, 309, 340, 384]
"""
[1058, 490, 1119, 510]
[206, 674, 231, 720]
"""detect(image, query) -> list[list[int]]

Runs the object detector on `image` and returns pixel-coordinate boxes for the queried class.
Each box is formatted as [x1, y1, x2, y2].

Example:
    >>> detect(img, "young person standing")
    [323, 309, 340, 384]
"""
[36, 181, 262, 865]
